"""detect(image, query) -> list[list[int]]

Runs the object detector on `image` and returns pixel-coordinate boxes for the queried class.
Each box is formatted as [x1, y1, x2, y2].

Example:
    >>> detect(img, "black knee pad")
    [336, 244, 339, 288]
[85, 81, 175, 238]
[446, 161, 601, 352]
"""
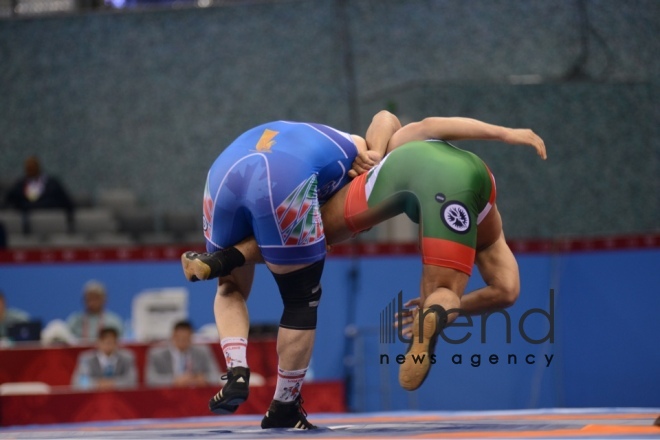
[272, 259, 324, 330]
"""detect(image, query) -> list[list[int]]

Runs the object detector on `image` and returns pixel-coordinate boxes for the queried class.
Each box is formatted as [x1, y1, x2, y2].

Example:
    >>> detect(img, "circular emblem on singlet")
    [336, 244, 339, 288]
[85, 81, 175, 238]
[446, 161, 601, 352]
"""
[441, 202, 471, 234]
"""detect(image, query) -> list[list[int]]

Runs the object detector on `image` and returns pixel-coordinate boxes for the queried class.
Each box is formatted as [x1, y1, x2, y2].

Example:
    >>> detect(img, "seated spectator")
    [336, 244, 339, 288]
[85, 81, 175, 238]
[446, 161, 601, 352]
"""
[0, 290, 30, 339]
[67, 280, 123, 343]
[4, 155, 75, 233]
[146, 320, 222, 388]
[71, 327, 137, 390]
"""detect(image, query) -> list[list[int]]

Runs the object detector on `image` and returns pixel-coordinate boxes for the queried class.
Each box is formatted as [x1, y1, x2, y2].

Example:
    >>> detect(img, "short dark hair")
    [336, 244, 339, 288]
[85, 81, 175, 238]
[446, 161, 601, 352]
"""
[173, 320, 193, 332]
[98, 327, 119, 340]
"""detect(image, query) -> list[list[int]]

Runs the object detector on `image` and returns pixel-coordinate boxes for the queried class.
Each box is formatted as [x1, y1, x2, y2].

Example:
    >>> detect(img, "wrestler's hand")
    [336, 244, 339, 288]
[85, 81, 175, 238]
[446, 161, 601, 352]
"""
[394, 297, 422, 339]
[502, 128, 547, 160]
[348, 150, 383, 178]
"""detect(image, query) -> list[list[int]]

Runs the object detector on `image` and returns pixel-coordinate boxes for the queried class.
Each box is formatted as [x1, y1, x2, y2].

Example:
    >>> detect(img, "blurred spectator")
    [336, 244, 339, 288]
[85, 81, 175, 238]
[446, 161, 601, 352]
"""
[5, 155, 75, 233]
[71, 327, 137, 390]
[146, 320, 222, 388]
[0, 291, 30, 339]
[66, 280, 123, 343]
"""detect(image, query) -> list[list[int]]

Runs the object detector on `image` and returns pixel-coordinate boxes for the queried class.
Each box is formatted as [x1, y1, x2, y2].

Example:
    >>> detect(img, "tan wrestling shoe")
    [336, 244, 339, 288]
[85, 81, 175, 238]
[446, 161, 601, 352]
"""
[181, 251, 219, 282]
[398, 305, 447, 391]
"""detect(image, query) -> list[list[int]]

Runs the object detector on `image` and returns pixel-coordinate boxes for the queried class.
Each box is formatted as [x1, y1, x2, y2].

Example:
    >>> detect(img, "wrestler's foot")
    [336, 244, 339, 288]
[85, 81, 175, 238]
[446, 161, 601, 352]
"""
[180, 251, 224, 282]
[398, 305, 447, 391]
[208, 367, 250, 414]
[261, 396, 317, 430]
[181, 247, 246, 282]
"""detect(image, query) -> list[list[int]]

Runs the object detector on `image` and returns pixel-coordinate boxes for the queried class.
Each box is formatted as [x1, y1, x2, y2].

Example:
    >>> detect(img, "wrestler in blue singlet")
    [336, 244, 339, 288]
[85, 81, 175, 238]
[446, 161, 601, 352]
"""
[203, 121, 358, 265]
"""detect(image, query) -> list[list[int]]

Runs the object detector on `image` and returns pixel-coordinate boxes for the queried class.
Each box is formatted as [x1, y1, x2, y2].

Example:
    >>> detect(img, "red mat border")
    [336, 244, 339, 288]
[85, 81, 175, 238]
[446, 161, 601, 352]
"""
[0, 234, 658, 264]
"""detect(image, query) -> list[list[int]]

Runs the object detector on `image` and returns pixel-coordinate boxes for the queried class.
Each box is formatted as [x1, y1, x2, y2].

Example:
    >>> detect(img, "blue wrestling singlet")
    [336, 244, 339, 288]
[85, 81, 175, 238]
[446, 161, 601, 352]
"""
[203, 121, 358, 265]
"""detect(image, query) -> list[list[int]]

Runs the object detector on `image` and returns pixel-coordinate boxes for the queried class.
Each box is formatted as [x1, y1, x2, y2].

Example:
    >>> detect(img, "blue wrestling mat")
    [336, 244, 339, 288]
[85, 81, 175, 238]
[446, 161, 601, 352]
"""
[1, 408, 658, 439]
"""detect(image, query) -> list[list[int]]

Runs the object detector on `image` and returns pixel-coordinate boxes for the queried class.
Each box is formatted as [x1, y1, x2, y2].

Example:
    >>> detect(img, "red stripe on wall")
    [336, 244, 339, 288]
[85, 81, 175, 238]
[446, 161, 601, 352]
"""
[0, 234, 658, 264]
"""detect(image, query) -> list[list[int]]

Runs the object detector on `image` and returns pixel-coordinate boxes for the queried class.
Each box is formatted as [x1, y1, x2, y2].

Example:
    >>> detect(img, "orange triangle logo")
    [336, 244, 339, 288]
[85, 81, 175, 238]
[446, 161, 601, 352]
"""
[255, 129, 278, 152]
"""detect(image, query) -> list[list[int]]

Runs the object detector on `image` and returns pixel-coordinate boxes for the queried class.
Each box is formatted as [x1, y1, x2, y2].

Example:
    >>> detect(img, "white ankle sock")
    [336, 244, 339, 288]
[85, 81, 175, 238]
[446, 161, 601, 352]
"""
[220, 337, 248, 369]
[274, 366, 307, 403]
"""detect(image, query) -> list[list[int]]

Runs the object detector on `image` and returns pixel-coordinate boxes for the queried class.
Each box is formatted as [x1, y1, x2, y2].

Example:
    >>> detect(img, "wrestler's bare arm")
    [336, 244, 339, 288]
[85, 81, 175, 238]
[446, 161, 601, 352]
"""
[387, 117, 547, 159]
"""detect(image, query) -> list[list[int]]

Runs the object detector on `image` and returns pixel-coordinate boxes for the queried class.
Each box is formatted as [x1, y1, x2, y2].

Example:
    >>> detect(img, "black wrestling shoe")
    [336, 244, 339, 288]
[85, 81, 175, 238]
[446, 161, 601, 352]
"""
[398, 305, 447, 391]
[208, 367, 250, 415]
[260, 397, 317, 430]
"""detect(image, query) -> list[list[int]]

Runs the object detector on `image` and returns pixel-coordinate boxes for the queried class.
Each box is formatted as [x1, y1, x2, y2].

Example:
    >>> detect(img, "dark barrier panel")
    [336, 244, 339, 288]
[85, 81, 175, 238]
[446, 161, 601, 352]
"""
[1, 0, 658, 237]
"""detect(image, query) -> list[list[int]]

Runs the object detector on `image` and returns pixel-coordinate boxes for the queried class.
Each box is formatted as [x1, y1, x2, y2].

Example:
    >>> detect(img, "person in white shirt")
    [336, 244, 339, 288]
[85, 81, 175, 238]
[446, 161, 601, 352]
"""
[66, 280, 123, 343]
